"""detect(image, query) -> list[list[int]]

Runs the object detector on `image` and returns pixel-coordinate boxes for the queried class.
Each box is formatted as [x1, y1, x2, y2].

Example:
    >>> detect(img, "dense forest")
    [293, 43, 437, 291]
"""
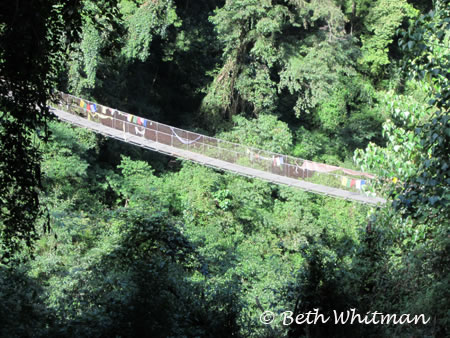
[0, 0, 448, 337]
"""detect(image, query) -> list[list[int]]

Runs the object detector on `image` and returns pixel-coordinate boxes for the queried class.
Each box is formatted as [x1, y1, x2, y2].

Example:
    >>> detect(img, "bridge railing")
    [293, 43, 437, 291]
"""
[52, 92, 377, 196]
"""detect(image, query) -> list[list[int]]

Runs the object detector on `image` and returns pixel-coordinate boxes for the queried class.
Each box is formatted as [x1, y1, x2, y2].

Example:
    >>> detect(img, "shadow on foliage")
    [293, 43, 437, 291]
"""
[283, 230, 384, 338]
[0, 265, 53, 337]
[44, 210, 243, 338]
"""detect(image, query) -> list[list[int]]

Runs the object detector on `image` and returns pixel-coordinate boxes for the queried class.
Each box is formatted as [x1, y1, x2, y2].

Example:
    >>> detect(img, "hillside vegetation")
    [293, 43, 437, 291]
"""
[0, 0, 448, 337]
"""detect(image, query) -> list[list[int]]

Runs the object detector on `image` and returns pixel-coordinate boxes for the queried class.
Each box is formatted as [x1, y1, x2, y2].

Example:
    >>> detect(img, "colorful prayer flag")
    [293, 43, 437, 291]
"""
[127, 114, 133, 122]
[142, 119, 147, 127]
[80, 99, 86, 108]
[350, 179, 355, 187]
[346, 179, 351, 188]
[341, 176, 347, 186]
[356, 180, 361, 189]
[133, 116, 138, 124]
[90, 104, 97, 112]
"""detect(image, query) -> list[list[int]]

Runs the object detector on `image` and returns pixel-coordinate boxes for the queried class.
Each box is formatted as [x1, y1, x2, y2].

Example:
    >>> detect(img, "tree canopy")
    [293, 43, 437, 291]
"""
[0, 0, 449, 336]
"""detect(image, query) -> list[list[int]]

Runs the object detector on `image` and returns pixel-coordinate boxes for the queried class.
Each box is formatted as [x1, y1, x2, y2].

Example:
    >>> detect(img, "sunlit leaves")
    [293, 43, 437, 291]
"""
[394, 111, 449, 225]
[0, 0, 108, 260]
[107, 156, 158, 208]
[279, 38, 359, 117]
[353, 82, 432, 195]
[397, 0, 450, 110]
[218, 114, 293, 153]
[359, 0, 418, 77]
[122, 0, 181, 61]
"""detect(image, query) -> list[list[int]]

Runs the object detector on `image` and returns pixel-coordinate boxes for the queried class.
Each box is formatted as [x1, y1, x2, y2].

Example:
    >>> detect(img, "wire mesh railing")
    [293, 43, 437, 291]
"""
[51, 92, 378, 196]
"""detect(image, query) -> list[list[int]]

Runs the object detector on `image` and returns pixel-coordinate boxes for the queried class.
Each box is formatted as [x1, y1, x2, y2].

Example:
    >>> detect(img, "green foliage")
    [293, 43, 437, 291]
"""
[218, 114, 293, 153]
[39, 122, 109, 215]
[0, 0, 117, 262]
[352, 2, 450, 335]
[2, 0, 449, 336]
[293, 127, 341, 161]
[68, 22, 102, 92]
[393, 0, 449, 227]
[67, 0, 121, 94]
[67, 0, 181, 95]
[398, 0, 450, 109]
[316, 86, 349, 131]
[122, 0, 181, 61]
[107, 155, 158, 207]
[354, 81, 432, 194]
[203, 0, 354, 120]
[278, 37, 360, 117]
[394, 111, 449, 225]
[26, 127, 374, 337]
[202, 0, 285, 118]
[359, 0, 418, 77]
[284, 232, 362, 337]
[234, 65, 278, 115]
[0, 266, 50, 337]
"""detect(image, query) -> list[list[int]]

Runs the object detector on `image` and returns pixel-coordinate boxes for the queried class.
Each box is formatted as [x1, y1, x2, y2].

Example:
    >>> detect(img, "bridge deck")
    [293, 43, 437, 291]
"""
[51, 108, 386, 205]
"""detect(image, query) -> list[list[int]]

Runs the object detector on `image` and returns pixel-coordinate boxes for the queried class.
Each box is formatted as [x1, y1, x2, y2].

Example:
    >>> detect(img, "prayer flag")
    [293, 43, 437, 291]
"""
[137, 117, 143, 125]
[346, 179, 351, 188]
[86, 104, 91, 112]
[80, 99, 86, 108]
[133, 116, 138, 124]
[350, 179, 355, 187]
[135, 126, 145, 136]
[356, 180, 361, 189]
[361, 180, 366, 187]
[127, 114, 133, 122]
[341, 176, 347, 186]
[90, 104, 97, 112]
[142, 119, 147, 127]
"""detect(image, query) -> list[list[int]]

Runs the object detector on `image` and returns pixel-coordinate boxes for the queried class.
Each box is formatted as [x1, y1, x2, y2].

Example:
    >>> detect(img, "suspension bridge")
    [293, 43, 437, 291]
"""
[50, 92, 386, 205]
